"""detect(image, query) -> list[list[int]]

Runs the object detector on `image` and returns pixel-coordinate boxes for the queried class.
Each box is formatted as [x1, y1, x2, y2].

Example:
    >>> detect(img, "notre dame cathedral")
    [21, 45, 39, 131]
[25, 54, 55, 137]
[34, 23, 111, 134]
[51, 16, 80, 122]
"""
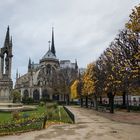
[15, 28, 79, 103]
[0, 27, 13, 102]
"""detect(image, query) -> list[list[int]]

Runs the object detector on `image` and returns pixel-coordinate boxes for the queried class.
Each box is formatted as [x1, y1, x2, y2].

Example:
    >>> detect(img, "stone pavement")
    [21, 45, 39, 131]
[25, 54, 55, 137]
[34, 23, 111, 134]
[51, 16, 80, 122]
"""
[94, 109, 140, 125]
[0, 106, 140, 140]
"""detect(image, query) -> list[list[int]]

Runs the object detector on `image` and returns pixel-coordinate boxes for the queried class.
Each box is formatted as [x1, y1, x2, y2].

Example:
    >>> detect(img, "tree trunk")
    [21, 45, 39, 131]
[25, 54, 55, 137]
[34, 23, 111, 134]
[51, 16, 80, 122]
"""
[66, 95, 70, 105]
[126, 92, 130, 112]
[122, 92, 126, 106]
[85, 96, 88, 108]
[99, 96, 102, 104]
[94, 95, 98, 110]
[110, 96, 114, 113]
[90, 100, 93, 108]
[108, 92, 114, 113]
[80, 98, 83, 107]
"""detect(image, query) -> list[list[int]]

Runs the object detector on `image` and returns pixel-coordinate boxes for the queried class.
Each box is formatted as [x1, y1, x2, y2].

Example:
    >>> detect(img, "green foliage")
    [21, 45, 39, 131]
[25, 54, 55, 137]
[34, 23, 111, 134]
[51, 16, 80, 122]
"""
[46, 102, 58, 110]
[39, 101, 45, 106]
[129, 106, 140, 111]
[11, 90, 21, 103]
[22, 97, 34, 104]
[0, 117, 44, 136]
[0, 105, 73, 135]
[12, 111, 20, 120]
[40, 98, 53, 103]
[0, 106, 46, 135]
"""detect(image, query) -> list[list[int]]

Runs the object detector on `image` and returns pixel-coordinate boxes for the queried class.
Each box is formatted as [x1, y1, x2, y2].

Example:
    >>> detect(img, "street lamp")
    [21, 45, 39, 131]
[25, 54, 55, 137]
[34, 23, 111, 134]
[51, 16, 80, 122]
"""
[126, 67, 131, 112]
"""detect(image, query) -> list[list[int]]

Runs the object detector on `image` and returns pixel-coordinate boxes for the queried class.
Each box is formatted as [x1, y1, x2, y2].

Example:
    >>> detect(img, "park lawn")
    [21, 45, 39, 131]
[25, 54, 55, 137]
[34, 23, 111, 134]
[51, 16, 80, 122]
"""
[46, 106, 73, 123]
[0, 112, 13, 123]
[59, 106, 73, 123]
[0, 105, 72, 124]
[20, 105, 46, 116]
[0, 105, 46, 123]
[0, 105, 73, 135]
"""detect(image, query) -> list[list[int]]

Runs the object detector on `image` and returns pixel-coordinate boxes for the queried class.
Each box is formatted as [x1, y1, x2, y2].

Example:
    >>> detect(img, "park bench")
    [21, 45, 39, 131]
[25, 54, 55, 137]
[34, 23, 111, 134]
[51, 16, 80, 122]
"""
[98, 106, 110, 112]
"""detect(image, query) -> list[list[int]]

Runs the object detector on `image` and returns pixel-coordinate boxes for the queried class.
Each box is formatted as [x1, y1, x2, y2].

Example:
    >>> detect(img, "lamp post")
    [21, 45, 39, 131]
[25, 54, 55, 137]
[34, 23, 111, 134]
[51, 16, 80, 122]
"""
[126, 67, 131, 112]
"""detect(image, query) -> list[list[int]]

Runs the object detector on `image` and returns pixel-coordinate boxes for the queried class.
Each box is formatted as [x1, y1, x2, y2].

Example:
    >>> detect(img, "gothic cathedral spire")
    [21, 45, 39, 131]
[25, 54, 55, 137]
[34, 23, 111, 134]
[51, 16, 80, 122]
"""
[4, 26, 10, 47]
[75, 59, 78, 70]
[51, 27, 56, 56]
[28, 57, 31, 72]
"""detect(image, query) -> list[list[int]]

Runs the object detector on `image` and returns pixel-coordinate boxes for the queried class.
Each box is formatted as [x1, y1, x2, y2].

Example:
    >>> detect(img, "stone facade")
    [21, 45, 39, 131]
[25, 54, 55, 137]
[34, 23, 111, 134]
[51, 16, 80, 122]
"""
[15, 28, 78, 103]
[0, 27, 13, 102]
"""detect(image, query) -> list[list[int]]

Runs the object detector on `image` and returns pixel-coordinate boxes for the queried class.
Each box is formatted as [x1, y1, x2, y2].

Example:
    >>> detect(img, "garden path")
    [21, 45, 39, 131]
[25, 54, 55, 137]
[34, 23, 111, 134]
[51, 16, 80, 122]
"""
[0, 106, 140, 140]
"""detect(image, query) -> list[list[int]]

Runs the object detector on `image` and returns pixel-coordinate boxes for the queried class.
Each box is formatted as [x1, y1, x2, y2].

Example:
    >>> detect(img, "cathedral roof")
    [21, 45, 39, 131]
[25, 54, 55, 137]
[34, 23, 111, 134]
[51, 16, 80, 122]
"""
[42, 49, 56, 60]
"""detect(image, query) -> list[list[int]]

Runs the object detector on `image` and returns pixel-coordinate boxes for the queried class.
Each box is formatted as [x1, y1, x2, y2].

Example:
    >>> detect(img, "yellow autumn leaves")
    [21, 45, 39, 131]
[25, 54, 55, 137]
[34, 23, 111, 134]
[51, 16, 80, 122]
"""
[70, 63, 96, 99]
[126, 4, 140, 33]
[70, 80, 80, 99]
[82, 63, 96, 96]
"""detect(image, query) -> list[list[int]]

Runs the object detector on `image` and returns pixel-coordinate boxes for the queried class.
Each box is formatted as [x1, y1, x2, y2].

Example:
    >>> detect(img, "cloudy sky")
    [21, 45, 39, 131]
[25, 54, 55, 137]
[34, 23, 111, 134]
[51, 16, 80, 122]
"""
[0, 0, 139, 82]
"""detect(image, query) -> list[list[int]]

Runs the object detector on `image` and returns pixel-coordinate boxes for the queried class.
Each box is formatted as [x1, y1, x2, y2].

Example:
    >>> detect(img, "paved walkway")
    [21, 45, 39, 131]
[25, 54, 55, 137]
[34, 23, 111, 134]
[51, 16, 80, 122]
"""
[95, 109, 140, 125]
[0, 106, 140, 140]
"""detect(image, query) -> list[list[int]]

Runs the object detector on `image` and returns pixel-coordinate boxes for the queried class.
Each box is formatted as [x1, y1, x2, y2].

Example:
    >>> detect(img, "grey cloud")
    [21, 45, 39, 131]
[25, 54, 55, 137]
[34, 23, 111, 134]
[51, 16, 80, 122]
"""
[0, 0, 139, 83]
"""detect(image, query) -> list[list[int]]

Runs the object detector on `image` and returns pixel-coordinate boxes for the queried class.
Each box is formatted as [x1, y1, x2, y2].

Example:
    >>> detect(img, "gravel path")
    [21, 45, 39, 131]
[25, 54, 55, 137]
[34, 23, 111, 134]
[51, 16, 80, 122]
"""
[0, 106, 140, 140]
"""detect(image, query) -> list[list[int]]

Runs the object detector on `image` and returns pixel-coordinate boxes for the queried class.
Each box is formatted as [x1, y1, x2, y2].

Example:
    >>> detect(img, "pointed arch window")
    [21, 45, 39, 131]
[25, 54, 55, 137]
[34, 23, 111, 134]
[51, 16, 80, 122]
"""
[46, 64, 51, 75]
[3, 52, 8, 75]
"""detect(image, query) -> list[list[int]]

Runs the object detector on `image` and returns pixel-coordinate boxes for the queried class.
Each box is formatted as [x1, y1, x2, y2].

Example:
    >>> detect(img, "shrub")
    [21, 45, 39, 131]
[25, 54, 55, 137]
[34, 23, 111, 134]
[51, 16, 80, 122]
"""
[39, 101, 45, 106]
[22, 97, 34, 104]
[12, 111, 20, 120]
[22, 113, 30, 119]
[130, 106, 140, 111]
[46, 102, 58, 109]
[11, 90, 21, 103]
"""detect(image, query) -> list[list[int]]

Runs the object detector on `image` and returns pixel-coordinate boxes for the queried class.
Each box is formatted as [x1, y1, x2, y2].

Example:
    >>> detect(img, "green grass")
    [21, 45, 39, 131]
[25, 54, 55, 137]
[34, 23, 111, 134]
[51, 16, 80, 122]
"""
[0, 105, 72, 124]
[59, 106, 73, 123]
[46, 106, 73, 123]
[0, 104, 73, 135]
[20, 106, 46, 116]
[0, 106, 46, 123]
[0, 112, 13, 123]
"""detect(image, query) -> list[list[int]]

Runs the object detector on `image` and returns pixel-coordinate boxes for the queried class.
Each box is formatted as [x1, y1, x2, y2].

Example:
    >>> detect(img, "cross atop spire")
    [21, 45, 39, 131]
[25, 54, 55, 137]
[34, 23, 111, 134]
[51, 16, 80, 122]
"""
[48, 40, 51, 51]
[51, 27, 56, 56]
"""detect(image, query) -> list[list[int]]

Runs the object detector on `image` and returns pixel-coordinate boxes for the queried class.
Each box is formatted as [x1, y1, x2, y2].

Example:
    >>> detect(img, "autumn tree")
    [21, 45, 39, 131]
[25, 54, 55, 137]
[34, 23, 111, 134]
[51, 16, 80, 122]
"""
[125, 4, 140, 97]
[70, 79, 81, 99]
[126, 4, 140, 33]
[82, 63, 96, 107]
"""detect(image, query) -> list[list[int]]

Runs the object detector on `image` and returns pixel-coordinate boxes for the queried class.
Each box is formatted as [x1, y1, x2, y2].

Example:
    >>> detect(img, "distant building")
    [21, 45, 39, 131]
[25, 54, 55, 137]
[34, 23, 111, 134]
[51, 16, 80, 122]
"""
[60, 60, 76, 69]
[79, 68, 86, 75]
[15, 28, 78, 103]
[0, 27, 13, 102]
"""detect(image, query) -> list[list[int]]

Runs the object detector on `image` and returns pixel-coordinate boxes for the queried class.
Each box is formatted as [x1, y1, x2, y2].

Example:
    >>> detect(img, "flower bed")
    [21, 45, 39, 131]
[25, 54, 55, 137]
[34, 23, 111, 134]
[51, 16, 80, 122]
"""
[0, 116, 44, 136]
[0, 104, 73, 136]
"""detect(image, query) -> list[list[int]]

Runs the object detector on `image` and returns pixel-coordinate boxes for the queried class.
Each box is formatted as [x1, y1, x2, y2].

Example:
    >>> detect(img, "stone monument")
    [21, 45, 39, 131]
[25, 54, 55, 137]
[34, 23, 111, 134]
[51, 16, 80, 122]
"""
[0, 26, 13, 102]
